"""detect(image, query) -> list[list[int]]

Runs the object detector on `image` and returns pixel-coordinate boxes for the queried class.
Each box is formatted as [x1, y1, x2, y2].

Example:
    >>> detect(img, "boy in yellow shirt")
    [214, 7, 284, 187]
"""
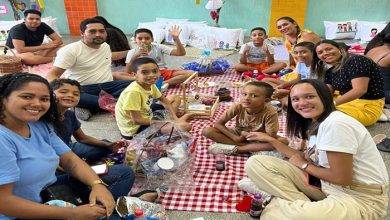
[115, 57, 192, 139]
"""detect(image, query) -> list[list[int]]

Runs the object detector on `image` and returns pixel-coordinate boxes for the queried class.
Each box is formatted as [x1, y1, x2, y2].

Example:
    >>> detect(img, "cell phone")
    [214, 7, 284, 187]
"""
[91, 164, 108, 175]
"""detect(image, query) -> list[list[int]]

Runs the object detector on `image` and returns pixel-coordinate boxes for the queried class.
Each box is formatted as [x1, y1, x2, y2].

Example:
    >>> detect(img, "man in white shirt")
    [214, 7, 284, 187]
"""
[47, 18, 130, 120]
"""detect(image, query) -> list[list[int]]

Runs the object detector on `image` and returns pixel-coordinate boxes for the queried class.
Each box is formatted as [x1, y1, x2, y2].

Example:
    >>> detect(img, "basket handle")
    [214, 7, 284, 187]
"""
[4, 45, 17, 57]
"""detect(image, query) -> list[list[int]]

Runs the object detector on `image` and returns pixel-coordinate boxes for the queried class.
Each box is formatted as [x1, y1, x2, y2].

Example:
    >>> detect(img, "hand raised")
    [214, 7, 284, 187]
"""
[169, 25, 182, 39]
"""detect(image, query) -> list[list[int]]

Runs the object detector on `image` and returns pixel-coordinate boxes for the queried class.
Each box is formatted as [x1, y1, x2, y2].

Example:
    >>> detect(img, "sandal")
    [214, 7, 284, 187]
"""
[373, 134, 390, 152]
[130, 189, 159, 202]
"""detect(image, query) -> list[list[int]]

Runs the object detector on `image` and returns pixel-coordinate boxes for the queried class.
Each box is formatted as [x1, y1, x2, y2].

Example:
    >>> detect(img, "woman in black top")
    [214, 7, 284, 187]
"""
[311, 40, 384, 126]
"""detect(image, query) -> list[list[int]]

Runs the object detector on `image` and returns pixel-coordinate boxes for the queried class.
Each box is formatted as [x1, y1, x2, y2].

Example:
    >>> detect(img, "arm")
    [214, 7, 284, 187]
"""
[73, 128, 112, 149]
[60, 152, 116, 217]
[214, 115, 246, 143]
[12, 39, 55, 53]
[0, 183, 107, 219]
[169, 26, 186, 56]
[129, 110, 152, 125]
[334, 77, 369, 106]
[245, 132, 300, 157]
[47, 66, 66, 82]
[112, 50, 129, 61]
[47, 32, 63, 46]
[124, 49, 147, 73]
[239, 45, 249, 64]
[300, 32, 321, 44]
[159, 96, 179, 120]
[289, 151, 353, 186]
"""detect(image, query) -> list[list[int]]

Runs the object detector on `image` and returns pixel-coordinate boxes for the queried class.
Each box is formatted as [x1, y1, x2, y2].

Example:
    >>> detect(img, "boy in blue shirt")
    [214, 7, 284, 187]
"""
[51, 78, 123, 163]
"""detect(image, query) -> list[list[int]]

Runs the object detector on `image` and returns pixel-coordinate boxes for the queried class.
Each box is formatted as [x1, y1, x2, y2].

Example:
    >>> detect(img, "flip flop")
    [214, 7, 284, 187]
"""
[373, 134, 390, 152]
[130, 189, 159, 202]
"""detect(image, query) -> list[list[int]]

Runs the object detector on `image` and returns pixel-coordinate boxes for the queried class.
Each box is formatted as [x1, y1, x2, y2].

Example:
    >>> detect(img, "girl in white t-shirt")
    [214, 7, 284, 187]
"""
[243, 79, 389, 219]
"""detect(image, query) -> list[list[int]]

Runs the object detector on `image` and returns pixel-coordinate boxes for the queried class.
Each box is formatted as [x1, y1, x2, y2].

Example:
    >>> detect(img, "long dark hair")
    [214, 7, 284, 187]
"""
[277, 16, 301, 36]
[311, 40, 350, 80]
[364, 22, 390, 54]
[286, 79, 335, 139]
[0, 72, 61, 129]
[94, 16, 130, 66]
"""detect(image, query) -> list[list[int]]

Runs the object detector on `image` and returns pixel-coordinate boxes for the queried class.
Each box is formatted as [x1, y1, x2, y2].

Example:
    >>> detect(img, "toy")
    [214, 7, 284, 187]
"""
[180, 72, 219, 118]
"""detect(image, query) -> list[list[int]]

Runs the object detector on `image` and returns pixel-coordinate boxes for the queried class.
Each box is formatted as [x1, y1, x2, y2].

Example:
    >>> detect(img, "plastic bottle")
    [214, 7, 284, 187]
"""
[252, 69, 259, 78]
[249, 193, 263, 218]
[215, 154, 225, 171]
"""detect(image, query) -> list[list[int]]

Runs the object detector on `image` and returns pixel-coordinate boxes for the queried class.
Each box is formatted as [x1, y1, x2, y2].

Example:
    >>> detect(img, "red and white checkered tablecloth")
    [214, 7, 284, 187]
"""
[159, 71, 287, 212]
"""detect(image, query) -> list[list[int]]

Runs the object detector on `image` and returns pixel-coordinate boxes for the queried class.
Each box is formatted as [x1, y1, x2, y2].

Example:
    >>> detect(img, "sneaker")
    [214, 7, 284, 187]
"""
[75, 107, 92, 121]
[208, 143, 237, 155]
[237, 177, 271, 199]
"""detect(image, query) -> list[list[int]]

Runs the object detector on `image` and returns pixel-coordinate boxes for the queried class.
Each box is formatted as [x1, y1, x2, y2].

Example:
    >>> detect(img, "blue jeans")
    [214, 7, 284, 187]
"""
[69, 142, 111, 163]
[78, 80, 131, 110]
[54, 164, 135, 219]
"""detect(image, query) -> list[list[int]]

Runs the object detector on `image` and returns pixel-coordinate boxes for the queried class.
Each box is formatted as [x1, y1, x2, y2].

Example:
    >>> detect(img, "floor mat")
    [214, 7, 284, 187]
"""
[159, 71, 287, 212]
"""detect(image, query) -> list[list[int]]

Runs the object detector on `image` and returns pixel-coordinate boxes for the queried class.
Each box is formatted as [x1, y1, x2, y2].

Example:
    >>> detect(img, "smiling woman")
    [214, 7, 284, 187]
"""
[312, 40, 385, 126]
[243, 79, 389, 219]
[0, 73, 132, 219]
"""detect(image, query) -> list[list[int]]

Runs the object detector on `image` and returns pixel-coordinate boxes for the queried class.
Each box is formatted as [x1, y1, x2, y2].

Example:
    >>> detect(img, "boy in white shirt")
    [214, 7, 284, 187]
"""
[116, 27, 193, 87]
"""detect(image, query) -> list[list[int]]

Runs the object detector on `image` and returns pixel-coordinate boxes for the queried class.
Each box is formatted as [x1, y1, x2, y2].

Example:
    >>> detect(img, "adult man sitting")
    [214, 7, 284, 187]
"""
[47, 18, 130, 121]
[5, 9, 62, 65]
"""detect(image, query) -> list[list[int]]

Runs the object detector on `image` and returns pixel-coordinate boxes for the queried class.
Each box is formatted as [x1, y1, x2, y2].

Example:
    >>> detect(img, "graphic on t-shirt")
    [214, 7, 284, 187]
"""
[306, 142, 319, 165]
[146, 95, 154, 116]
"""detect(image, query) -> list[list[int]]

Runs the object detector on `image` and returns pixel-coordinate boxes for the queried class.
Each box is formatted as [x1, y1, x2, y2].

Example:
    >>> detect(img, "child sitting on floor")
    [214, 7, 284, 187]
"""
[203, 81, 288, 155]
[51, 78, 123, 163]
[233, 27, 286, 75]
[115, 27, 194, 88]
[263, 41, 316, 88]
[115, 57, 193, 139]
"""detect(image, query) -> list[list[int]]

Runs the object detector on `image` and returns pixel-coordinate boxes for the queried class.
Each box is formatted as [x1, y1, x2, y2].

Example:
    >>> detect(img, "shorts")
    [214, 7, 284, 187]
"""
[247, 62, 270, 72]
[159, 68, 177, 81]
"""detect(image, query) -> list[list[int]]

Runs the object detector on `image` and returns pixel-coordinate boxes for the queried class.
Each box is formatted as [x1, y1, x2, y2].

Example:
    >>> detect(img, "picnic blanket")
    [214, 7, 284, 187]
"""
[158, 71, 287, 212]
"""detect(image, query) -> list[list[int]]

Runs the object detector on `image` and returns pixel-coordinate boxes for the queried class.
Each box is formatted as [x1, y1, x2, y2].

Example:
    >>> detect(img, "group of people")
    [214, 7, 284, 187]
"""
[0, 9, 389, 220]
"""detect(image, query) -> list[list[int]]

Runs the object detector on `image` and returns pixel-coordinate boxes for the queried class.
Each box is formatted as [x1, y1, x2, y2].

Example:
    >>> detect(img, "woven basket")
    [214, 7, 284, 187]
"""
[0, 47, 22, 75]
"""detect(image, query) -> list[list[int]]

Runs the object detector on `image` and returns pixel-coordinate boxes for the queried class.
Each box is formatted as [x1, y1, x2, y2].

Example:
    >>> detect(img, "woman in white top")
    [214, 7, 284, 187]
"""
[244, 79, 389, 219]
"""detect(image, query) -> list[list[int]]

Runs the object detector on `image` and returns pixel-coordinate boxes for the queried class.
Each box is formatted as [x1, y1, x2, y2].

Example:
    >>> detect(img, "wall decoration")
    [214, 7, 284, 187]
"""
[0, 5, 8, 14]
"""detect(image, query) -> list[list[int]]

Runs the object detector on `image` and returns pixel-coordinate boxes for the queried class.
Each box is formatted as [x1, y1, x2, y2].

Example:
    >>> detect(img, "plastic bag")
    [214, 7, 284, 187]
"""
[98, 90, 116, 116]
[116, 196, 167, 219]
[182, 50, 230, 75]
[124, 111, 196, 193]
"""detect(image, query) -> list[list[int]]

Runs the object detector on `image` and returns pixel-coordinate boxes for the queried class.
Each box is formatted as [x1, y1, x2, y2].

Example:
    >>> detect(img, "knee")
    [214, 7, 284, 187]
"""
[115, 164, 135, 181]
[244, 155, 271, 177]
[202, 126, 215, 138]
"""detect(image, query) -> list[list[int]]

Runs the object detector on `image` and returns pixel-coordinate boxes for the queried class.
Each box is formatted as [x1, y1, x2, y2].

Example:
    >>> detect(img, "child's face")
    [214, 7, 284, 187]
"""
[135, 32, 153, 47]
[251, 30, 266, 45]
[293, 46, 313, 65]
[135, 63, 160, 87]
[240, 85, 269, 110]
[53, 83, 81, 109]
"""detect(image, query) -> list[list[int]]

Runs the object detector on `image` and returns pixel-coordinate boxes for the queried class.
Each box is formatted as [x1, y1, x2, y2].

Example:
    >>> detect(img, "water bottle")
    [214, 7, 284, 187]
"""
[155, 76, 164, 90]
[249, 193, 263, 218]
[215, 154, 225, 171]
[252, 69, 259, 78]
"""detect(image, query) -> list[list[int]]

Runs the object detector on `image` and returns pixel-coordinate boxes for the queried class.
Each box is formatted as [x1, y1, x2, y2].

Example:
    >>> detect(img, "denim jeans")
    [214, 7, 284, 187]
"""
[69, 142, 111, 163]
[78, 80, 131, 110]
[54, 164, 135, 219]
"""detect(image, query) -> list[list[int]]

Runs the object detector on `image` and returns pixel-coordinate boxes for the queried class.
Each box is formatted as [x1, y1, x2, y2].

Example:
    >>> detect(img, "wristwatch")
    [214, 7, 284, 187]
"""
[301, 163, 309, 170]
[90, 179, 108, 187]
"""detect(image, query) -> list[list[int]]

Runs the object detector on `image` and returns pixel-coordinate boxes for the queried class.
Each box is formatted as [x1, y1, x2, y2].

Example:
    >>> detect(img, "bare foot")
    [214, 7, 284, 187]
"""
[138, 192, 158, 202]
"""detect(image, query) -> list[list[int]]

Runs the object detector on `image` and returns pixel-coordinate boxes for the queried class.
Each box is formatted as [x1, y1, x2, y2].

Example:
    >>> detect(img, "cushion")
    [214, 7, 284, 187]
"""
[212, 27, 241, 49]
[188, 25, 218, 49]
[137, 22, 166, 44]
[355, 21, 388, 42]
[155, 17, 189, 29]
[324, 20, 358, 40]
